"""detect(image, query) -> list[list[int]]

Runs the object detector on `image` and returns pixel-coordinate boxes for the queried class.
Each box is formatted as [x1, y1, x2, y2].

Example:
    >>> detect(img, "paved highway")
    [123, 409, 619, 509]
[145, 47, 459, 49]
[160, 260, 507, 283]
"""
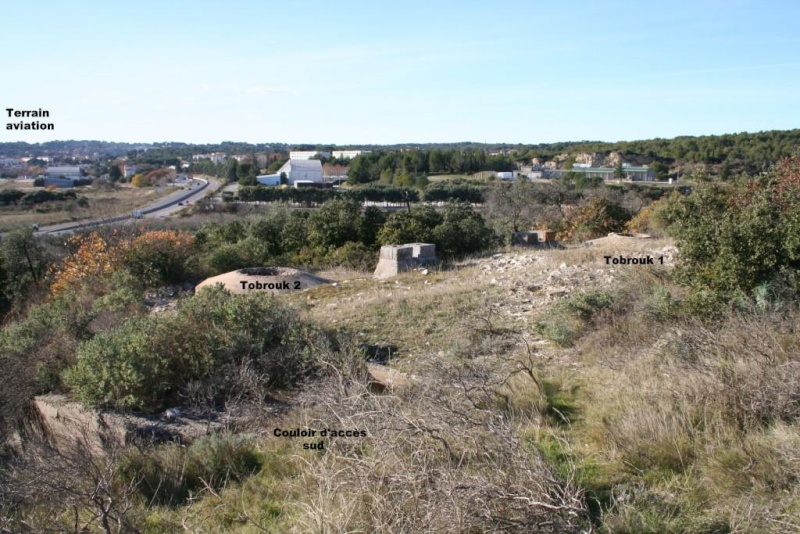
[36, 177, 222, 236]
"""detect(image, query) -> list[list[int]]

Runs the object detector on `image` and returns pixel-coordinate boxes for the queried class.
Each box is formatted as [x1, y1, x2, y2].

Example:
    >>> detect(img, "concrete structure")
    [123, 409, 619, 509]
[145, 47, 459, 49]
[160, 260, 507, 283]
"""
[277, 159, 323, 185]
[373, 243, 436, 279]
[46, 166, 82, 178]
[42, 177, 75, 188]
[512, 230, 557, 246]
[544, 166, 654, 181]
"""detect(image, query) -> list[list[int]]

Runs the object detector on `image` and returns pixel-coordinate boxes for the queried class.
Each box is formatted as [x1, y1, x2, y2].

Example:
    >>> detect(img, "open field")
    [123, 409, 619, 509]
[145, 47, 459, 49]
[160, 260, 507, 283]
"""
[0, 180, 178, 232]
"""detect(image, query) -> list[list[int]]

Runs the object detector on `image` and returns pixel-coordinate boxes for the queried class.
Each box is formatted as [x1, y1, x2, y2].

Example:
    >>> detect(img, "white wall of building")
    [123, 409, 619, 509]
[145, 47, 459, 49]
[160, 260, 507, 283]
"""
[278, 159, 323, 184]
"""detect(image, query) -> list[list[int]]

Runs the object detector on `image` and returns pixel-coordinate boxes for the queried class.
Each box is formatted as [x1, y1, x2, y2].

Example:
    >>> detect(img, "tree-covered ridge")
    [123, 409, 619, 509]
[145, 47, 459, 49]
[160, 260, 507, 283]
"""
[2, 129, 798, 175]
[517, 129, 800, 171]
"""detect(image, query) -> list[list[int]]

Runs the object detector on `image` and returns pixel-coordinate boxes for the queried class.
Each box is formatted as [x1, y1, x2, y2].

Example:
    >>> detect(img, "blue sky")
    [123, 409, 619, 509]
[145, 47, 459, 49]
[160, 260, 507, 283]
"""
[2, 0, 799, 145]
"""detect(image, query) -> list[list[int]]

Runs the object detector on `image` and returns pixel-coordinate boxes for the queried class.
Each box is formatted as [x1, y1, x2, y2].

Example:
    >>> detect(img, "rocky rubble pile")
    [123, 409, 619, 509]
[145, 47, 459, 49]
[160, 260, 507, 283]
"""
[473, 238, 677, 323]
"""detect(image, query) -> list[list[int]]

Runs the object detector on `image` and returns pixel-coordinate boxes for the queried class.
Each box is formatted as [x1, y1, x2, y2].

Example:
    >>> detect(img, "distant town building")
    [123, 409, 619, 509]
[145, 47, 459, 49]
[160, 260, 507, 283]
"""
[46, 166, 82, 179]
[545, 166, 654, 181]
[123, 163, 137, 178]
[278, 159, 323, 185]
[192, 152, 227, 164]
[0, 157, 20, 167]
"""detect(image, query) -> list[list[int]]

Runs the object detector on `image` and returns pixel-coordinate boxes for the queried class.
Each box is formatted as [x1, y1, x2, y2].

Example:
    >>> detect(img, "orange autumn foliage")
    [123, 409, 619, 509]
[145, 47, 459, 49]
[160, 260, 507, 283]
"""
[50, 233, 120, 294]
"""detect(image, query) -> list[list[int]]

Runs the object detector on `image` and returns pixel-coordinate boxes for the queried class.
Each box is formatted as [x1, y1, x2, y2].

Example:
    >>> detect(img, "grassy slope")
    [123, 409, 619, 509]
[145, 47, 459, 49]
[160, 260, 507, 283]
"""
[107, 237, 799, 532]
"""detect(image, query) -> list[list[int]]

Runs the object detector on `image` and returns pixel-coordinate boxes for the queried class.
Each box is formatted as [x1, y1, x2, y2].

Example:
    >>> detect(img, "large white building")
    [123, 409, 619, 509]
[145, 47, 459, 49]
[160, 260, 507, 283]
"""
[289, 150, 331, 160]
[46, 166, 82, 178]
[278, 159, 323, 185]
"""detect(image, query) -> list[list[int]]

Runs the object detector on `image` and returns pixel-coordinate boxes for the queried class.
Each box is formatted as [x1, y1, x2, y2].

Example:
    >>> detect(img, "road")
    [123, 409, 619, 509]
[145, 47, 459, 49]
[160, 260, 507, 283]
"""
[37, 177, 222, 236]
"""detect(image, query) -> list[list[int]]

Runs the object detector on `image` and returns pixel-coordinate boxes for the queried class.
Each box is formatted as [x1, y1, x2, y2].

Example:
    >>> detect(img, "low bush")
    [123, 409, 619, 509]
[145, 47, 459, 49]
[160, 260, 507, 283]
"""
[534, 290, 615, 347]
[559, 197, 631, 242]
[64, 287, 337, 411]
[658, 157, 800, 308]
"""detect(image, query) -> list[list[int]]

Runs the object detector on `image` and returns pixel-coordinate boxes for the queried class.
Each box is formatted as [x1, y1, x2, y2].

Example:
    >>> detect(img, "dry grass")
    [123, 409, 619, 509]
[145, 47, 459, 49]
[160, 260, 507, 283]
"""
[534, 272, 800, 532]
[286, 264, 512, 366]
[280, 348, 590, 533]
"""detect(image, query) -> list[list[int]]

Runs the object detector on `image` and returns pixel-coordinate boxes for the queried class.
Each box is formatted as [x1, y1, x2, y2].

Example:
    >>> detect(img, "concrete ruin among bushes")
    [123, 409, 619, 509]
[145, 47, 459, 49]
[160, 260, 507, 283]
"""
[373, 243, 436, 279]
[512, 230, 557, 247]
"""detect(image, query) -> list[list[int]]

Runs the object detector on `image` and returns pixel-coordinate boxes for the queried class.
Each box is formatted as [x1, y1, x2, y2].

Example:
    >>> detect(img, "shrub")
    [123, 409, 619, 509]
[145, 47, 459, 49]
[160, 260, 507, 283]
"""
[63, 287, 336, 411]
[50, 232, 119, 294]
[534, 291, 615, 347]
[659, 161, 800, 305]
[306, 198, 362, 251]
[560, 197, 630, 242]
[120, 230, 196, 286]
[377, 205, 441, 245]
[430, 201, 499, 257]
[328, 242, 376, 271]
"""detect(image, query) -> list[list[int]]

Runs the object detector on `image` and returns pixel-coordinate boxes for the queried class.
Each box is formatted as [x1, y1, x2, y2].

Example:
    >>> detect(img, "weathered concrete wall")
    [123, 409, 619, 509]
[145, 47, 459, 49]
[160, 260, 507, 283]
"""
[512, 230, 557, 247]
[373, 243, 437, 279]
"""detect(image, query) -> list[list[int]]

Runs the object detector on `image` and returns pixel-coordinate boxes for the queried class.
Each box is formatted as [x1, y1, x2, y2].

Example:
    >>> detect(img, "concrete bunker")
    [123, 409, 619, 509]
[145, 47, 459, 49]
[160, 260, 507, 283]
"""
[195, 267, 331, 294]
[511, 230, 557, 247]
[373, 243, 437, 279]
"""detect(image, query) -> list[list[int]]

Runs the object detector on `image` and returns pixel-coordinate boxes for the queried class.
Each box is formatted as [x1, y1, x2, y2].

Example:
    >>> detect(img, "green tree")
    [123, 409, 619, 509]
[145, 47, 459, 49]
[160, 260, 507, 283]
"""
[613, 160, 624, 179]
[109, 164, 122, 182]
[487, 179, 537, 234]
[377, 205, 442, 245]
[237, 162, 257, 186]
[281, 211, 309, 253]
[431, 202, 499, 257]
[359, 206, 387, 247]
[0, 228, 50, 300]
[225, 159, 238, 182]
[307, 199, 362, 250]
[650, 161, 669, 181]
[64, 288, 334, 411]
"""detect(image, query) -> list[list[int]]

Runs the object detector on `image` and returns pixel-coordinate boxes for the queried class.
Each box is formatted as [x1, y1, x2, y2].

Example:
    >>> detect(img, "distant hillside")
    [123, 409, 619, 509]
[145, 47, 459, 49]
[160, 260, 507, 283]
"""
[2, 129, 798, 178]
